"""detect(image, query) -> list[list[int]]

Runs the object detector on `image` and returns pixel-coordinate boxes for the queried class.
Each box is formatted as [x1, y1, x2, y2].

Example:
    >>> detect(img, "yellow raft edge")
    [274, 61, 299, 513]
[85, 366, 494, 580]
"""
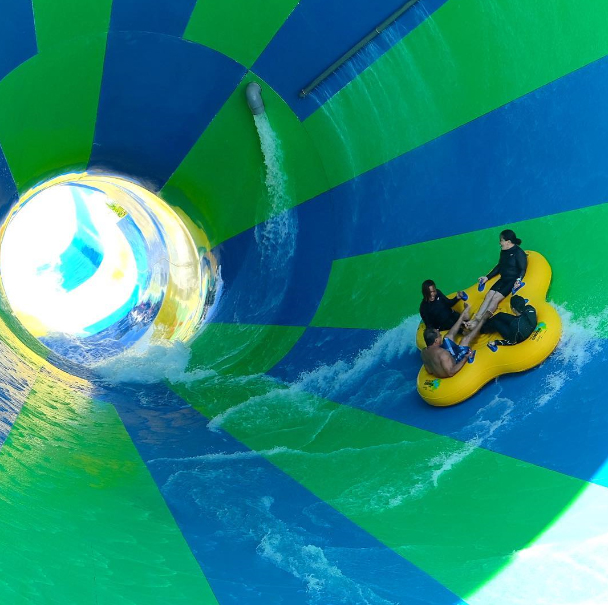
[416, 251, 561, 406]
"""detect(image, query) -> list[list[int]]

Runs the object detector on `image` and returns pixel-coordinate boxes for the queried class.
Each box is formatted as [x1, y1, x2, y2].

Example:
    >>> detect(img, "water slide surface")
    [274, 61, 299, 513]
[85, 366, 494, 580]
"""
[1, 1, 608, 603]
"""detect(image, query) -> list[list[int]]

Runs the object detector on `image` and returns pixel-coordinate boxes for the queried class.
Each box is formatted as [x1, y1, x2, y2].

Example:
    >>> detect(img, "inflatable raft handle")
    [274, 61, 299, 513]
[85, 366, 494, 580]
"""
[512, 280, 525, 295]
[478, 279, 486, 292]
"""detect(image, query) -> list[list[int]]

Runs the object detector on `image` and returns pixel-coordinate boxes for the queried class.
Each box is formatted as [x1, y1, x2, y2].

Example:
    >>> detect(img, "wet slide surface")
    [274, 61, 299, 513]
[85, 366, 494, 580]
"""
[1, 1, 608, 604]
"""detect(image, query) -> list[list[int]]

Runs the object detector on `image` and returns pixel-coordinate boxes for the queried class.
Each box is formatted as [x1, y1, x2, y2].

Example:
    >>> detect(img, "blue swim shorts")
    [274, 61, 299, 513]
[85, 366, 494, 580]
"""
[441, 337, 470, 364]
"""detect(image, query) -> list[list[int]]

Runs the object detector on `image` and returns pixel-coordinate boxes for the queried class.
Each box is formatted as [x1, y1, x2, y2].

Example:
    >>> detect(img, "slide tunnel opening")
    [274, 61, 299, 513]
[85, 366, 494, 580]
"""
[0, 2, 607, 603]
[0, 173, 218, 368]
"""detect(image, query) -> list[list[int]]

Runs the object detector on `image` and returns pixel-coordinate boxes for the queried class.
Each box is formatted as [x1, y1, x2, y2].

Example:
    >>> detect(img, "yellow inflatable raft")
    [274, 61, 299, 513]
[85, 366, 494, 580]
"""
[416, 251, 561, 406]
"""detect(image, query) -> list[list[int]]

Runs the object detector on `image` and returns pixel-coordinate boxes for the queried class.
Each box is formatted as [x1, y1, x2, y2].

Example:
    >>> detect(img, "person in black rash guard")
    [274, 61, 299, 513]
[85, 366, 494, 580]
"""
[466, 229, 527, 330]
[419, 279, 469, 330]
[482, 295, 537, 348]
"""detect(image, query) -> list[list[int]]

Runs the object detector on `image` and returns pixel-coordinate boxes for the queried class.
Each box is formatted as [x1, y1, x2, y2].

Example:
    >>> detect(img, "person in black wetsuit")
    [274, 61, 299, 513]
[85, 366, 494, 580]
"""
[466, 229, 527, 329]
[419, 279, 468, 330]
[482, 295, 537, 349]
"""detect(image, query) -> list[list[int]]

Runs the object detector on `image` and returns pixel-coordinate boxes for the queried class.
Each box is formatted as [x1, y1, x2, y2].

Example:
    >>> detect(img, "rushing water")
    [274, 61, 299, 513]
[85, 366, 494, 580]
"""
[2, 7, 606, 601]
[253, 112, 298, 266]
[89, 113, 300, 383]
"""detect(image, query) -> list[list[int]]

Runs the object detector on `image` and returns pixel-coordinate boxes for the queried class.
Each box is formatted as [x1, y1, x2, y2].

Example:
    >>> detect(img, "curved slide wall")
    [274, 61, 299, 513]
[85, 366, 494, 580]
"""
[1, 1, 608, 603]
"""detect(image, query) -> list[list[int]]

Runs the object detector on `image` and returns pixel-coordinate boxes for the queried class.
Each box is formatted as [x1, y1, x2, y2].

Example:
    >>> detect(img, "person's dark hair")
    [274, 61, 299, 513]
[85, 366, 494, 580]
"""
[421, 279, 436, 302]
[500, 229, 522, 246]
[510, 295, 526, 314]
[423, 327, 439, 346]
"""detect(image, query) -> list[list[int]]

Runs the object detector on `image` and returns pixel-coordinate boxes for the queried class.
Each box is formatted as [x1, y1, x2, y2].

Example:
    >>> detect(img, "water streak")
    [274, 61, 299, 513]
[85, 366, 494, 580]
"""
[253, 113, 298, 266]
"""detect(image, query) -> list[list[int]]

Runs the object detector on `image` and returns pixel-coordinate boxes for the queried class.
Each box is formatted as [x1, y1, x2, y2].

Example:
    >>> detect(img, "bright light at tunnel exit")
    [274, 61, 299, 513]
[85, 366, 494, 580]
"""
[0, 183, 138, 337]
[0, 173, 215, 366]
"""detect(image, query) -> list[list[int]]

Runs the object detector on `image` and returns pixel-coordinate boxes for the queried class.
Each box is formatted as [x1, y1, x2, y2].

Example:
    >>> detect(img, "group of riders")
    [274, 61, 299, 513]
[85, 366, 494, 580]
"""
[420, 229, 538, 379]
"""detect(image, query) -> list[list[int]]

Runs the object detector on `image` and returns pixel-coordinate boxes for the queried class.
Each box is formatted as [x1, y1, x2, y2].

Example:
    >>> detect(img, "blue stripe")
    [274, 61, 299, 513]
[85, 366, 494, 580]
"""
[268, 327, 382, 382]
[316, 51, 608, 258]
[214, 50, 608, 326]
[405, 348, 608, 488]
[274, 325, 608, 489]
[0, 147, 18, 221]
[253, 0, 449, 120]
[0, 1, 37, 81]
[109, 0, 198, 38]
[89, 32, 245, 190]
[99, 383, 465, 605]
[212, 206, 334, 325]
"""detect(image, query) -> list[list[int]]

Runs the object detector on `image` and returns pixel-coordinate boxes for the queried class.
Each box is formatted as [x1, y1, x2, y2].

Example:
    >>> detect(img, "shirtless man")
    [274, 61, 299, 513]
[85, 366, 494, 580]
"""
[421, 305, 490, 378]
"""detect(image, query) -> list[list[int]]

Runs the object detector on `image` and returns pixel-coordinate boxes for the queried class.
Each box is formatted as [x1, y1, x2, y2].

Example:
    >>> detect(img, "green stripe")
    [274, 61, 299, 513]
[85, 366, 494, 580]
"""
[163, 75, 328, 248]
[0, 370, 218, 604]
[303, 0, 608, 188]
[0, 300, 50, 362]
[33, 0, 112, 53]
[311, 204, 608, 330]
[0, 35, 107, 191]
[189, 323, 305, 375]
[171, 373, 586, 599]
[184, 0, 300, 68]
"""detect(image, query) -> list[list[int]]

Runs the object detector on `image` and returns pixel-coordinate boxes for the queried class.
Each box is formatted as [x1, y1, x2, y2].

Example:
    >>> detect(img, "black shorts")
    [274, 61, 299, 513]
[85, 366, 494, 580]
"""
[490, 277, 517, 297]
[482, 312, 519, 341]
[436, 310, 460, 331]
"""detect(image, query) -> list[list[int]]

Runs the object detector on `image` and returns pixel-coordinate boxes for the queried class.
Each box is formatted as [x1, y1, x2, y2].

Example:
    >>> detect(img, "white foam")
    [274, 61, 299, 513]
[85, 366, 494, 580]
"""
[292, 315, 420, 402]
[205, 381, 283, 433]
[520, 302, 604, 409]
[458, 386, 516, 446]
[160, 462, 398, 604]
[551, 303, 604, 373]
[206, 315, 420, 435]
[147, 446, 292, 467]
[254, 500, 397, 605]
[253, 112, 298, 266]
[536, 370, 568, 408]
[429, 439, 479, 488]
[92, 339, 214, 385]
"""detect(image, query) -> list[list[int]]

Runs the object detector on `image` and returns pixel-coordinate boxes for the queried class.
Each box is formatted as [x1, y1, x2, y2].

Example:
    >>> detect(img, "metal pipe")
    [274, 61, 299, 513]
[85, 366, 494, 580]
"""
[299, 0, 421, 98]
[246, 82, 265, 115]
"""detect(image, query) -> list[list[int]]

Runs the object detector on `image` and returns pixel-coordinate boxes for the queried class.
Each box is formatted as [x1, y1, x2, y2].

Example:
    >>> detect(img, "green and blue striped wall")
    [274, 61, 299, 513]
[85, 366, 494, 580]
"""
[0, 1, 608, 603]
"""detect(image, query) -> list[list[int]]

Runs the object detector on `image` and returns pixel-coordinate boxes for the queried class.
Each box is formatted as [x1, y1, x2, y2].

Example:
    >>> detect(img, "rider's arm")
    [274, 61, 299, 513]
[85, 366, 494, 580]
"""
[486, 263, 500, 280]
[515, 248, 527, 281]
[441, 351, 469, 377]
[438, 290, 458, 307]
